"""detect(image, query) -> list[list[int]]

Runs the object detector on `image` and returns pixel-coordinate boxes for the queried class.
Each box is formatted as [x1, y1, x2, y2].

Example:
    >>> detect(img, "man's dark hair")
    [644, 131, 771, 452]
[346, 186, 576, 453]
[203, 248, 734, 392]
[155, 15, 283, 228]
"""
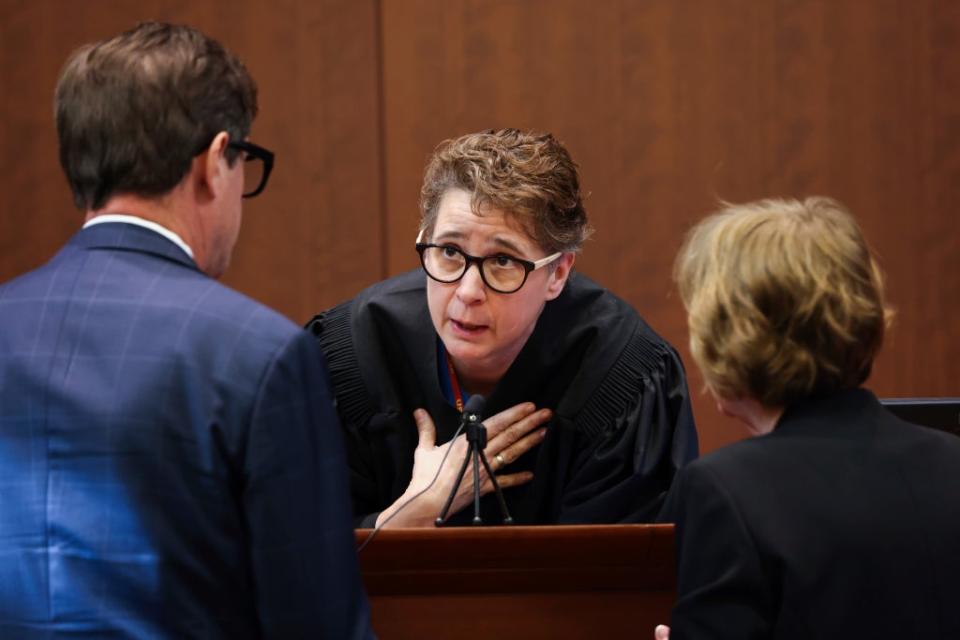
[55, 22, 258, 211]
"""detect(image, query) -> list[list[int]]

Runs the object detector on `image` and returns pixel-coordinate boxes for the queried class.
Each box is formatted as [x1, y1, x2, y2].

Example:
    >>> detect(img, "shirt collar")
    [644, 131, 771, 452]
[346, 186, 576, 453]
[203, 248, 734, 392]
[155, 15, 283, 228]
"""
[83, 214, 194, 259]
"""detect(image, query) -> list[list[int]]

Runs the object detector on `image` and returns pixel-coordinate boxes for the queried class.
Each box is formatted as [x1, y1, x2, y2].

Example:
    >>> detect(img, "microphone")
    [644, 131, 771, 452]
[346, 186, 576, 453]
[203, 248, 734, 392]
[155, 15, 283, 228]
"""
[435, 393, 513, 526]
[462, 394, 486, 427]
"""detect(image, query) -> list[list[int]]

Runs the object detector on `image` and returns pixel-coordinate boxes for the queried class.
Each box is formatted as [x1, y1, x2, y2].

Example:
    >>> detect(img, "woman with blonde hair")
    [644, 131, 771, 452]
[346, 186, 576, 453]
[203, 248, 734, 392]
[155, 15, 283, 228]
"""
[657, 197, 960, 639]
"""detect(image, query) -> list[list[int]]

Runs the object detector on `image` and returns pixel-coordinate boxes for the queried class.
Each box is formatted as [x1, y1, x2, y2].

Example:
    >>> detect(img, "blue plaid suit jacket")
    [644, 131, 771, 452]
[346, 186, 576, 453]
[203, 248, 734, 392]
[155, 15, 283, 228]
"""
[0, 223, 372, 639]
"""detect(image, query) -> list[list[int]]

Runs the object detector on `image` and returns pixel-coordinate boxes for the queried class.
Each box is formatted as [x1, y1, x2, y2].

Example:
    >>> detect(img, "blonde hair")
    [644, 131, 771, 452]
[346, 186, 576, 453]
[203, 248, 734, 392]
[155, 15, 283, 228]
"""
[674, 197, 893, 408]
[419, 129, 592, 253]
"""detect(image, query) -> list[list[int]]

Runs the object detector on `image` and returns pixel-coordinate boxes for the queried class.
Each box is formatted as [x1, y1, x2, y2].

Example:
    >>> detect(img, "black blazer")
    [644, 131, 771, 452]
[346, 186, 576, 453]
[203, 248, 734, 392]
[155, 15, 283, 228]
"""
[660, 388, 960, 639]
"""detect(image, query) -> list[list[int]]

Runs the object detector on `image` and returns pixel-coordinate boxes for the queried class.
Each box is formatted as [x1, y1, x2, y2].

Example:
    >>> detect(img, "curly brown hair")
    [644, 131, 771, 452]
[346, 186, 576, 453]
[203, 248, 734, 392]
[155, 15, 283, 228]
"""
[675, 197, 894, 408]
[419, 129, 592, 253]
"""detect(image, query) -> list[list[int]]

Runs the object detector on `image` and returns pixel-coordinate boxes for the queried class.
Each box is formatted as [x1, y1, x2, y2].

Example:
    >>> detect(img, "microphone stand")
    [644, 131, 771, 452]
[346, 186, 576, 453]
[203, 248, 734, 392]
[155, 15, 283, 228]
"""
[435, 396, 513, 526]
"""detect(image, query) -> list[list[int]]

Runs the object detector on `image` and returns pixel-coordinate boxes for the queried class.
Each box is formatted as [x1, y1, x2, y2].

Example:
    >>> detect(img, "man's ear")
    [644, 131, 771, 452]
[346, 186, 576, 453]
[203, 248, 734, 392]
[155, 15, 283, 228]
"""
[196, 131, 231, 200]
[544, 252, 575, 301]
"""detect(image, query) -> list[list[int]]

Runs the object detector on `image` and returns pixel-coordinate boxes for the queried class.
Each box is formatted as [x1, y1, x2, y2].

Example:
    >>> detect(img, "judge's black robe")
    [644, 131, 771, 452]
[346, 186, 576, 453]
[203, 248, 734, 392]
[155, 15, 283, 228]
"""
[307, 269, 698, 527]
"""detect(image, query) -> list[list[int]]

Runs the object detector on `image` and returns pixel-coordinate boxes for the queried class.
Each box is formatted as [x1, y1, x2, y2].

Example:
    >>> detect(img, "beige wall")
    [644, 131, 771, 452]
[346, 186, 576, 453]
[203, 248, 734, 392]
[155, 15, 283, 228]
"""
[2, 0, 958, 453]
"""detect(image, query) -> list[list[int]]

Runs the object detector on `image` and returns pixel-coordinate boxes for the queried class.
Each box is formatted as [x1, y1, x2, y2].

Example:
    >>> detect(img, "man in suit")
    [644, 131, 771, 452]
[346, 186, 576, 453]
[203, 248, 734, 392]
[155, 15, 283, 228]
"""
[0, 22, 372, 638]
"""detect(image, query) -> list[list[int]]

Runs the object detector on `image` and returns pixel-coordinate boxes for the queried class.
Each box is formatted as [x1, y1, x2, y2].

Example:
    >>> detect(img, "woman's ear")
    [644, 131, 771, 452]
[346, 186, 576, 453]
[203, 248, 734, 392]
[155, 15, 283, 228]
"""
[711, 389, 783, 436]
[715, 396, 739, 420]
[544, 252, 576, 301]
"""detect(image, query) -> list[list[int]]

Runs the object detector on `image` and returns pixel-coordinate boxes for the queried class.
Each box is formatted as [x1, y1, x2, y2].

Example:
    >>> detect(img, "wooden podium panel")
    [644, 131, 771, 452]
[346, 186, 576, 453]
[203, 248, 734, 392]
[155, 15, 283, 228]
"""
[355, 524, 675, 639]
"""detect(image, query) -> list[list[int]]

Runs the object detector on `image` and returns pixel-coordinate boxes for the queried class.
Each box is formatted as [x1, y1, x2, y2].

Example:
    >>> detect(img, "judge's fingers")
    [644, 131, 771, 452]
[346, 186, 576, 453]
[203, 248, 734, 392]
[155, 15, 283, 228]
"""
[481, 471, 534, 494]
[482, 402, 538, 438]
[451, 463, 493, 504]
[654, 625, 671, 640]
[413, 409, 436, 449]
[492, 427, 547, 470]
[486, 407, 552, 453]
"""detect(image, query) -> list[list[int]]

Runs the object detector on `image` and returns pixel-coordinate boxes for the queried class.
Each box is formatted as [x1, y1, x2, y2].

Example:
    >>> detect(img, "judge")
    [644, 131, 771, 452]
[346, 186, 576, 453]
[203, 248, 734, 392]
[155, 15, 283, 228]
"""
[308, 128, 698, 527]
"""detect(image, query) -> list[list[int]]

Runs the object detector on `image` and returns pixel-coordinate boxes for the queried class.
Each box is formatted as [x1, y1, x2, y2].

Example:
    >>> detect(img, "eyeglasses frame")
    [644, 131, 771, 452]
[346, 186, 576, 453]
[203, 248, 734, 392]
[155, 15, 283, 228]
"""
[227, 139, 274, 198]
[415, 230, 562, 294]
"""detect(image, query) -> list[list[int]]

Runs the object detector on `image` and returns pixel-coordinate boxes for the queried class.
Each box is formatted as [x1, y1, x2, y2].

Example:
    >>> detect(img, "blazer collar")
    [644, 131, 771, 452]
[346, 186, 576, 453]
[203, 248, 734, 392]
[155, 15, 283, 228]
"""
[69, 222, 200, 271]
[774, 387, 883, 435]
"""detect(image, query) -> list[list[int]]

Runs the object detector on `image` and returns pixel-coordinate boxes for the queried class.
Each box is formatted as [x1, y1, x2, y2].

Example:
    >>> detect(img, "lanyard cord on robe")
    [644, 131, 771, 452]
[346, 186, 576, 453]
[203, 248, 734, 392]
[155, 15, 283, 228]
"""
[438, 338, 471, 412]
[445, 352, 465, 412]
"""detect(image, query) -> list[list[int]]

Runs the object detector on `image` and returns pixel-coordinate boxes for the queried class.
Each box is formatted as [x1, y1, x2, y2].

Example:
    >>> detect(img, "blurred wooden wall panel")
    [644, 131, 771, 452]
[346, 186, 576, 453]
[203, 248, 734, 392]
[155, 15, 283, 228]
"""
[217, 0, 384, 320]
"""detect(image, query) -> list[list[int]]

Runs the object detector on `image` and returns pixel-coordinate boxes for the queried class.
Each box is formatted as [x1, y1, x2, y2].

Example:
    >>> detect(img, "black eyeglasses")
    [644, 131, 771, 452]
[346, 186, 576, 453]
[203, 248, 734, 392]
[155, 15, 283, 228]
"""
[415, 237, 562, 294]
[228, 140, 274, 198]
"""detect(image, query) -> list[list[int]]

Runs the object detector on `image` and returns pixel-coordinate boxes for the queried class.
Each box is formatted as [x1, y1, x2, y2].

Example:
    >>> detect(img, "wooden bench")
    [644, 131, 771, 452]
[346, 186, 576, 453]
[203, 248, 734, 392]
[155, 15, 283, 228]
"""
[355, 524, 675, 639]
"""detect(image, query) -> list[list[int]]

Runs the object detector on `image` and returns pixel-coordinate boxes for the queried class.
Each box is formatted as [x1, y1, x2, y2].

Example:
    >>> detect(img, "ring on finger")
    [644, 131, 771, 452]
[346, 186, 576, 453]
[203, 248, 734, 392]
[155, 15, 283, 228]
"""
[494, 452, 506, 468]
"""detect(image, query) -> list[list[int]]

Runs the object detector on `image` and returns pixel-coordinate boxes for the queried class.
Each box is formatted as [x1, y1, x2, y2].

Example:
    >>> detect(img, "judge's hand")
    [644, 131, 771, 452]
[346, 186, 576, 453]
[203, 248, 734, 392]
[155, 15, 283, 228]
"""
[375, 402, 551, 527]
[654, 625, 670, 640]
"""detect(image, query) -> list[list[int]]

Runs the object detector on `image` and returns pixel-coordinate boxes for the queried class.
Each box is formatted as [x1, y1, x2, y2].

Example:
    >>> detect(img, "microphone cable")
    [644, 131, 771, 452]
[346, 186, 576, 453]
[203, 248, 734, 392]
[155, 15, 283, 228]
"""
[355, 419, 467, 553]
